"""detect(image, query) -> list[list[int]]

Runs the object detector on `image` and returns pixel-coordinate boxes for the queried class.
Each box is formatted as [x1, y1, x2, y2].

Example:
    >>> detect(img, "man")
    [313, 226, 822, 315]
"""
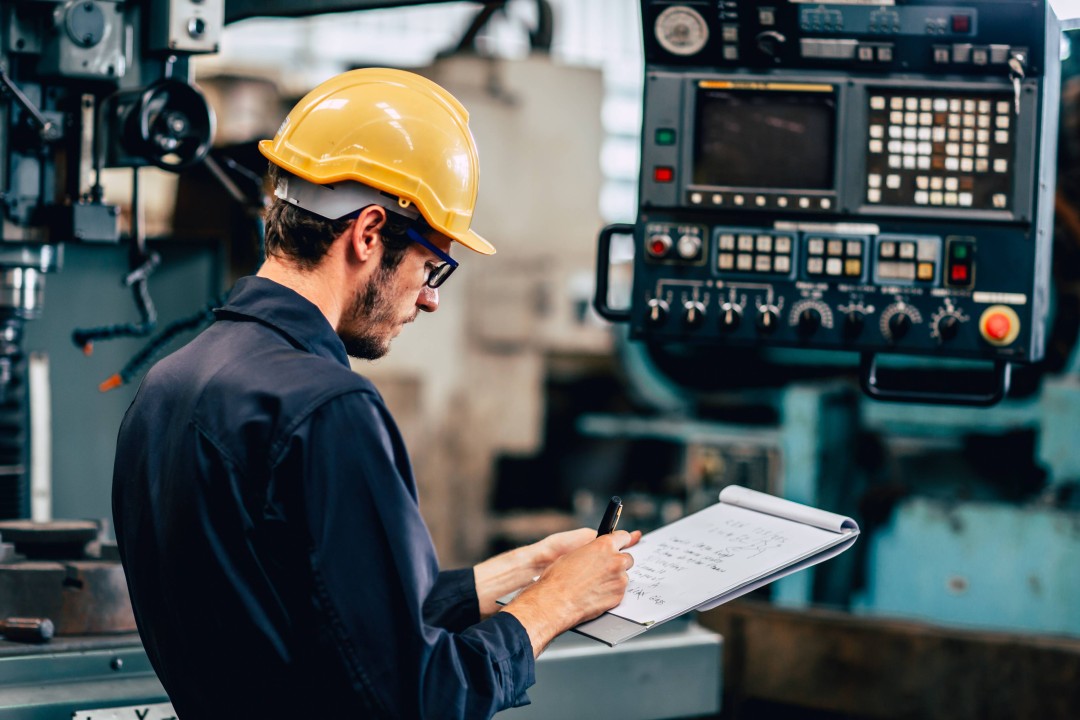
[112, 68, 640, 719]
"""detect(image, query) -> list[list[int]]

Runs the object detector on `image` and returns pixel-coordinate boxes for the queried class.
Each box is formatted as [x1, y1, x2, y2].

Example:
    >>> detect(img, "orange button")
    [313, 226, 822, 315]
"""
[984, 312, 1010, 340]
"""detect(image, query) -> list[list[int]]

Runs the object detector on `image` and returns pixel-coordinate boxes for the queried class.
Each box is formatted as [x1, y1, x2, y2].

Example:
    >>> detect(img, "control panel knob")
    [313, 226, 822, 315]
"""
[676, 234, 702, 260]
[756, 307, 779, 335]
[683, 300, 706, 329]
[888, 312, 912, 341]
[796, 308, 822, 339]
[756, 30, 786, 57]
[936, 314, 961, 342]
[719, 303, 742, 333]
[843, 311, 866, 340]
[646, 298, 669, 326]
[646, 233, 673, 258]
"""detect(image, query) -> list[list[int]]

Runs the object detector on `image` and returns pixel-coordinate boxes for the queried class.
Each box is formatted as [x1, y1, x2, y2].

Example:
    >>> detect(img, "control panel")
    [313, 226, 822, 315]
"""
[596, 0, 1064, 405]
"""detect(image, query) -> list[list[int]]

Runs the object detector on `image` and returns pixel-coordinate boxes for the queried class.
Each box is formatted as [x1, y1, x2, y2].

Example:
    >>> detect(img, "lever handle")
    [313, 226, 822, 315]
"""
[594, 223, 635, 323]
[859, 353, 1012, 407]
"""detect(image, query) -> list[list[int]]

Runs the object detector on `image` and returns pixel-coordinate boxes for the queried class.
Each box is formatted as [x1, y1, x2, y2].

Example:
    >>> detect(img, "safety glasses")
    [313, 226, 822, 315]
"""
[406, 228, 458, 289]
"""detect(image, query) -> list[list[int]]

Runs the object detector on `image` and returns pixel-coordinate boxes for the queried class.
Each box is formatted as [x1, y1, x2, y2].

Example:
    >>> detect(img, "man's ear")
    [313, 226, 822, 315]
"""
[347, 205, 388, 263]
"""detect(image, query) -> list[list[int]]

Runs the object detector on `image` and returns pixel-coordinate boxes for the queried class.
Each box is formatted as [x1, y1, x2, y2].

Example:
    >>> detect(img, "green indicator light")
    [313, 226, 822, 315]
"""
[656, 128, 676, 145]
[953, 244, 970, 259]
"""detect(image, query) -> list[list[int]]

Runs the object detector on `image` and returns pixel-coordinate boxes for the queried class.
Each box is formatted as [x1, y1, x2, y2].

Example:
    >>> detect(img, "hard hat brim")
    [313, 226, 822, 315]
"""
[453, 228, 495, 256]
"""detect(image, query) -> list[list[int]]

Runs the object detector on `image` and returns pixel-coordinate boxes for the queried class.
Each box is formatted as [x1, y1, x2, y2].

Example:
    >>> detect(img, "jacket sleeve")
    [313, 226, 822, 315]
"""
[425, 569, 481, 633]
[273, 389, 535, 719]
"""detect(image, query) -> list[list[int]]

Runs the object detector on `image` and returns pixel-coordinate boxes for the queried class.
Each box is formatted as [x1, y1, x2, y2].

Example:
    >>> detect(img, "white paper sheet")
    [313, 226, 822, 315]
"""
[608, 498, 853, 626]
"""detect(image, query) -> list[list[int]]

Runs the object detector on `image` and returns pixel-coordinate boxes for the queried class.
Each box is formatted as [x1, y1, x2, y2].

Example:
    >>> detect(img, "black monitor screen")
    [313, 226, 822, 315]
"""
[693, 89, 837, 190]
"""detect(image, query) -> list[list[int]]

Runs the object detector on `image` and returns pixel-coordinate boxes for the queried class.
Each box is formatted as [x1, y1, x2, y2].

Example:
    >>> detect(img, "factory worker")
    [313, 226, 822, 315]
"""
[112, 68, 640, 720]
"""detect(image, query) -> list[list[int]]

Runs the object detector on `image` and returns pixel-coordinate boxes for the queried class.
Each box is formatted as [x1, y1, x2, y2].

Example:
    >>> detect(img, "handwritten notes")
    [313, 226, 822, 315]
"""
[609, 503, 840, 624]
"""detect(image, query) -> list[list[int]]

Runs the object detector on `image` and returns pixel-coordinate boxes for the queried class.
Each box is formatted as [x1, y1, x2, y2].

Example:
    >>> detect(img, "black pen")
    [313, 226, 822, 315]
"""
[597, 496, 623, 536]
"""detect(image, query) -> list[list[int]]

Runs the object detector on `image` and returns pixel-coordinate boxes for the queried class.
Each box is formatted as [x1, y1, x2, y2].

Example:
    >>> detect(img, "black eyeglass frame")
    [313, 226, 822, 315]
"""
[406, 227, 458, 289]
[335, 203, 459, 289]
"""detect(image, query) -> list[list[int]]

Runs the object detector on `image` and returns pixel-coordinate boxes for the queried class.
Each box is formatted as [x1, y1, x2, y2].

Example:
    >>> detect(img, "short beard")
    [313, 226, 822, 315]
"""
[340, 263, 399, 360]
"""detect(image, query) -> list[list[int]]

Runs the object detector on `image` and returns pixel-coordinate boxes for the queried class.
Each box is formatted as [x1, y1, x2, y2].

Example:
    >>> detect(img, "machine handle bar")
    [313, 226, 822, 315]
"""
[859, 353, 1012, 407]
[594, 223, 634, 323]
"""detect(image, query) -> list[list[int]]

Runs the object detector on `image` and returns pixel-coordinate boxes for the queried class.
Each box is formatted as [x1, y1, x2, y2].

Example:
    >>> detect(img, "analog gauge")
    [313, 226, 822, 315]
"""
[655, 6, 709, 57]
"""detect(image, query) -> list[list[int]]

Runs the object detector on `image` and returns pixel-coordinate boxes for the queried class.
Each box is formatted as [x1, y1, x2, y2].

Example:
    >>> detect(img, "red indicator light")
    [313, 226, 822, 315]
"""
[951, 14, 971, 33]
[985, 313, 1011, 341]
[650, 240, 668, 255]
[654, 166, 674, 183]
[950, 264, 969, 283]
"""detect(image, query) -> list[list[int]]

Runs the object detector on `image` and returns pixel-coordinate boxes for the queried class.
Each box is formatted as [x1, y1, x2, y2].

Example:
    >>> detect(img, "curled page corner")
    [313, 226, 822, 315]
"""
[719, 485, 859, 535]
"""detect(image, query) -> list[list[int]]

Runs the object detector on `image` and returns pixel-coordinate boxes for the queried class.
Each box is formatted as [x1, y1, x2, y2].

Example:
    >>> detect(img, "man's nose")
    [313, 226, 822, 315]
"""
[418, 285, 439, 313]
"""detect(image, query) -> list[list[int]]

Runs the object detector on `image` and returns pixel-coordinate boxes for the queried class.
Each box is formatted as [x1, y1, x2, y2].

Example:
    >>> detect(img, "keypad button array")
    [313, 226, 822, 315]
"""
[710, 230, 951, 288]
[717, 231, 794, 275]
[865, 92, 1014, 210]
[805, 236, 865, 279]
[876, 237, 939, 283]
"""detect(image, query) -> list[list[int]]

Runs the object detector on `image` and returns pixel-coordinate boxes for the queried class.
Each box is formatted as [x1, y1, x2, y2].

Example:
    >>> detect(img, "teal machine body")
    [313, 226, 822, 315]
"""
[590, 0, 1080, 665]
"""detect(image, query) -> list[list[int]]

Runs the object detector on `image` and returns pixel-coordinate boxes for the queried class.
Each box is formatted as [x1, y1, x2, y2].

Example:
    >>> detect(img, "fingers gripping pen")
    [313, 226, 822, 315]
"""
[597, 496, 623, 536]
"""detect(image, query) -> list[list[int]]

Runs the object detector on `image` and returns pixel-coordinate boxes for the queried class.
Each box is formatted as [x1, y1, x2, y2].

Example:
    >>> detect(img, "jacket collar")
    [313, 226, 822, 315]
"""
[214, 276, 351, 367]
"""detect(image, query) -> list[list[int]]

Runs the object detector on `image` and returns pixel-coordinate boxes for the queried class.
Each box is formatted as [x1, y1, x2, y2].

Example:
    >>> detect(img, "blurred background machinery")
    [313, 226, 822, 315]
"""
[0, 1, 721, 718]
[580, 1, 1080, 718]
[0, 2, 229, 717]
[2, 0, 1080, 719]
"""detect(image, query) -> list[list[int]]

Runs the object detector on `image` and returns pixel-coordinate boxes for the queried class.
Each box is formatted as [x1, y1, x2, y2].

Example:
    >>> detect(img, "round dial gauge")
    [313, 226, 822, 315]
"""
[655, 6, 709, 57]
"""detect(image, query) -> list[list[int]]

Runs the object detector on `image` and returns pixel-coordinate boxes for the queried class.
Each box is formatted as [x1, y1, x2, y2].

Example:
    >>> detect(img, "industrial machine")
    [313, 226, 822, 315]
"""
[597, 0, 1062, 407]
[5, 0, 1074, 717]
[585, 1, 1080, 716]
[0, 3, 724, 718]
[0, 3, 224, 717]
[0, 0, 226, 521]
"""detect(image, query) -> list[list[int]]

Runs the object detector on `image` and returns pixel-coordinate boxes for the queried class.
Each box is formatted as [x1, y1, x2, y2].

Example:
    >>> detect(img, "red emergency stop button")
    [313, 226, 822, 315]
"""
[985, 314, 1009, 340]
[978, 305, 1020, 346]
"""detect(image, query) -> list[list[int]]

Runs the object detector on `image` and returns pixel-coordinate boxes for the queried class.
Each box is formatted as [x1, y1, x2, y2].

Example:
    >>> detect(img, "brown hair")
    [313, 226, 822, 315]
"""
[262, 163, 415, 271]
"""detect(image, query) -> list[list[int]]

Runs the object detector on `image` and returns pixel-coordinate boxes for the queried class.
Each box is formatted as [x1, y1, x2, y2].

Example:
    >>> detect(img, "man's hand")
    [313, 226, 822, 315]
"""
[473, 527, 623, 618]
[501, 529, 642, 657]
[531, 528, 598, 567]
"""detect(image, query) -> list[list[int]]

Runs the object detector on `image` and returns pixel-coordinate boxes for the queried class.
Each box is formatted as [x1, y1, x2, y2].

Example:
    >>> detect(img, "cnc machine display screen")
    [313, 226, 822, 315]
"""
[693, 89, 837, 190]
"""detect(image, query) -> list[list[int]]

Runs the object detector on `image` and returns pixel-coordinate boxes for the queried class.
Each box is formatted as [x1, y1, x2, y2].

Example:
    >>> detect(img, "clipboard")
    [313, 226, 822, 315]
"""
[573, 486, 859, 646]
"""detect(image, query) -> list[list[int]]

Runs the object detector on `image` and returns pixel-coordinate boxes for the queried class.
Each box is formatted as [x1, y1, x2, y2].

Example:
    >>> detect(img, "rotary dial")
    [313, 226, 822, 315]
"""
[655, 6, 709, 57]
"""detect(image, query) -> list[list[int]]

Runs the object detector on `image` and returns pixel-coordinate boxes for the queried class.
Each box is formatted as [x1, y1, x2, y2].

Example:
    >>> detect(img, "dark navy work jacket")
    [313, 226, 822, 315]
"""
[112, 276, 534, 719]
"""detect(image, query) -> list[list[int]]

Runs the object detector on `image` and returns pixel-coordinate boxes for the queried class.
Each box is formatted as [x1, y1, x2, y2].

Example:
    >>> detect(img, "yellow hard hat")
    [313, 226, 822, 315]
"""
[259, 67, 494, 255]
